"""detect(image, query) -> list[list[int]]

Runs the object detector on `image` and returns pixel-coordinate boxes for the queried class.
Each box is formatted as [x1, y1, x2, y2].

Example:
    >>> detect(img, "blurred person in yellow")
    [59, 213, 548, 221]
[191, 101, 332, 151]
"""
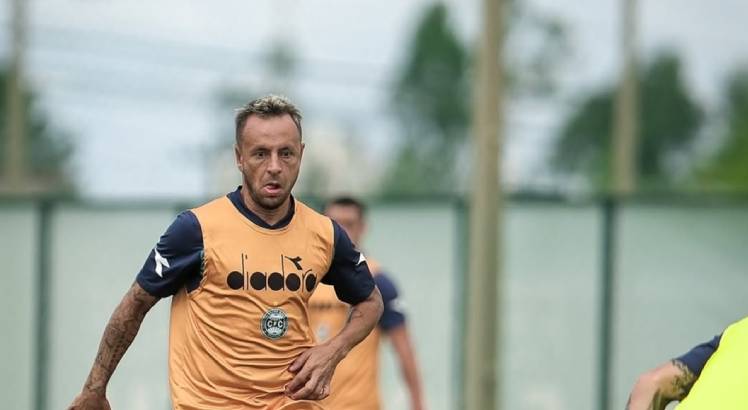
[309, 197, 425, 410]
[67, 95, 384, 410]
[626, 316, 748, 409]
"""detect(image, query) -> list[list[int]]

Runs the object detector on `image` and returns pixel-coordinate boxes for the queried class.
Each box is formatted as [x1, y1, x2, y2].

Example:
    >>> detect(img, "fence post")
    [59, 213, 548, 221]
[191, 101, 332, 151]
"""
[454, 198, 469, 410]
[34, 201, 52, 410]
[598, 197, 618, 410]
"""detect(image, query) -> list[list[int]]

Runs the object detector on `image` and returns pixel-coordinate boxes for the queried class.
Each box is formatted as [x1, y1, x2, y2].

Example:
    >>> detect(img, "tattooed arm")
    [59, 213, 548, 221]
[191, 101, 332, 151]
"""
[68, 282, 159, 410]
[626, 360, 696, 410]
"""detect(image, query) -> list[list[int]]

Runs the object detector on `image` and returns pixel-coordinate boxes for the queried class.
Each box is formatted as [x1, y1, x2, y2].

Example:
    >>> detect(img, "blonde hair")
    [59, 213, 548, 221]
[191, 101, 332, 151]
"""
[234, 94, 303, 143]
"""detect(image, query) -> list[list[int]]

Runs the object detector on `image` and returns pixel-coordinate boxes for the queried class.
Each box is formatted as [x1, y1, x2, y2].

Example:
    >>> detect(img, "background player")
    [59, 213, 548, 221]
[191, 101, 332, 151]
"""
[68, 95, 383, 409]
[309, 196, 425, 410]
[626, 316, 748, 409]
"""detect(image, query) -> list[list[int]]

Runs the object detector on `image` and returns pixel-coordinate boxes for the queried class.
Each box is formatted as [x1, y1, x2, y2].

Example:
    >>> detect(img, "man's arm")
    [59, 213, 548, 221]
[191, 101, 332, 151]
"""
[68, 282, 159, 409]
[376, 272, 425, 410]
[626, 334, 720, 410]
[389, 325, 426, 410]
[286, 286, 383, 400]
[626, 360, 695, 410]
[69, 211, 201, 409]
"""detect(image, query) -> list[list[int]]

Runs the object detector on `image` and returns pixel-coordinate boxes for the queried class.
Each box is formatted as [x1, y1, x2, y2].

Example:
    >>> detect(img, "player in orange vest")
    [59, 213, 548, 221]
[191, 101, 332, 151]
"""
[68, 95, 384, 410]
[309, 197, 425, 410]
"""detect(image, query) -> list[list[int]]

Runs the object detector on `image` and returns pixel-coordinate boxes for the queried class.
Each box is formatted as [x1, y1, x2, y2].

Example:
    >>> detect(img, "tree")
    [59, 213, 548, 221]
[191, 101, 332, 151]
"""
[382, 3, 470, 196]
[382, 1, 570, 196]
[552, 52, 703, 191]
[0, 66, 75, 193]
[697, 68, 748, 191]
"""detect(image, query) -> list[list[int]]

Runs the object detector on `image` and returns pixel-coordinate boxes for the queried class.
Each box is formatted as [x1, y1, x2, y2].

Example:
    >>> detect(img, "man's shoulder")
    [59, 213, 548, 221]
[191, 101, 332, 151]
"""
[295, 199, 334, 232]
[193, 193, 232, 211]
[294, 198, 325, 218]
[190, 195, 235, 220]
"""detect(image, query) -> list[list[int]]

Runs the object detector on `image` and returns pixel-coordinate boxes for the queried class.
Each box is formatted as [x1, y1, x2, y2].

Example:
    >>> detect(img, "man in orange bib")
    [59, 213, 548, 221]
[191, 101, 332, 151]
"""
[68, 95, 384, 410]
[309, 197, 425, 410]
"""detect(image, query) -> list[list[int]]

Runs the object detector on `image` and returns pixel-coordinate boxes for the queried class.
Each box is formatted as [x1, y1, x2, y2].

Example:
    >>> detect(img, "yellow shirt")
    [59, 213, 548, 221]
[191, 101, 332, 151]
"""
[676, 316, 748, 410]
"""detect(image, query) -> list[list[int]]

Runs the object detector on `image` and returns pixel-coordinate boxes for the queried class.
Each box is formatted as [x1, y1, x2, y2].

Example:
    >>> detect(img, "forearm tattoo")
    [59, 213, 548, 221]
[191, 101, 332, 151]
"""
[643, 390, 670, 410]
[626, 360, 696, 410]
[346, 305, 364, 323]
[666, 360, 696, 401]
[84, 283, 158, 393]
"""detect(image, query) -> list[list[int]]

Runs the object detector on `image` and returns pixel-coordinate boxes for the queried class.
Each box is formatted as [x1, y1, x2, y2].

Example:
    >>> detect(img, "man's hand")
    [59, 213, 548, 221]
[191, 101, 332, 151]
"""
[68, 390, 111, 410]
[285, 341, 345, 400]
[286, 286, 383, 401]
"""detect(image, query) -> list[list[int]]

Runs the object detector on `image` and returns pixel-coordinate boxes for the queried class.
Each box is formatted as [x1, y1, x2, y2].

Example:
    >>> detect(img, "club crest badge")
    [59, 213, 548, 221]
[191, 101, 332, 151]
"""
[261, 308, 288, 340]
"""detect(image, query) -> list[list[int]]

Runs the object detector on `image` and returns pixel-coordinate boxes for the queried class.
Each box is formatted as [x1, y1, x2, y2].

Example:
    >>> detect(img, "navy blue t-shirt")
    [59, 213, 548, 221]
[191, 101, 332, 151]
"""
[375, 273, 406, 331]
[675, 334, 722, 376]
[136, 190, 374, 305]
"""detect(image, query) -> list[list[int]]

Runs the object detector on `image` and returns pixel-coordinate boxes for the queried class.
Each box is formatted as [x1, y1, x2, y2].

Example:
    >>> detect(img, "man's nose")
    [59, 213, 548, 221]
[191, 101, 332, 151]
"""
[267, 153, 282, 174]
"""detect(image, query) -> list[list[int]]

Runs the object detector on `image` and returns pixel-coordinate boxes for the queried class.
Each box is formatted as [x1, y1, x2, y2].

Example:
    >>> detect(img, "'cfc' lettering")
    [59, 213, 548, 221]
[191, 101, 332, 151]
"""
[226, 253, 317, 292]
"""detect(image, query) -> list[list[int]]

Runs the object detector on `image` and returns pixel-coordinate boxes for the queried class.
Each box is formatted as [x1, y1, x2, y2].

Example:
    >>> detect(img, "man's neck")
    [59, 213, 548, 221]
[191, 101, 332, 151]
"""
[240, 186, 292, 227]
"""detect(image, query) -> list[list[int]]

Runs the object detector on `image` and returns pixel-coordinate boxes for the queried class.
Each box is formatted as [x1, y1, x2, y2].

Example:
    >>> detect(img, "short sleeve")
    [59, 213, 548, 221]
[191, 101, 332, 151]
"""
[375, 273, 406, 331]
[321, 220, 375, 305]
[136, 211, 204, 298]
[675, 334, 721, 377]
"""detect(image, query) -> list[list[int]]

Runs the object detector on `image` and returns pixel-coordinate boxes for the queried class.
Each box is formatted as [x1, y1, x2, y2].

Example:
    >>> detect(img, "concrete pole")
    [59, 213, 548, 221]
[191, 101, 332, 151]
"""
[4, 0, 28, 192]
[463, 0, 504, 408]
[612, 0, 638, 195]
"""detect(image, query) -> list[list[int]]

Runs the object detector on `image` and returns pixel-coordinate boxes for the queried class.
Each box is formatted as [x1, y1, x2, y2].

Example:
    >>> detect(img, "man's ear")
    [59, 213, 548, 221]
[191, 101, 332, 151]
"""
[300, 142, 305, 160]
[234, 144, 242, 171]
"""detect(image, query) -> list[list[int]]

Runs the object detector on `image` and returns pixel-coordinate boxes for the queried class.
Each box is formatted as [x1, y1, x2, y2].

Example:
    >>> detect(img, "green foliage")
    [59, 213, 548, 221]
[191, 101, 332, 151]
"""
[0, 66, 74, 192]
[382, 3, 470, 195]
[381, 2, 570, 196]
[698, 69, 748, 190]
[505, 4, 571, 97]
[552, 52, 703, 191]
[393, 3, 470, 142]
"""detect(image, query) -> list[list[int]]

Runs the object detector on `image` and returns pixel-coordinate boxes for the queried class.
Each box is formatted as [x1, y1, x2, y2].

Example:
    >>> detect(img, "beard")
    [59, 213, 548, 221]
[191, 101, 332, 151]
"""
[248, 184, 287, 210]
[244, 175, 291, 211]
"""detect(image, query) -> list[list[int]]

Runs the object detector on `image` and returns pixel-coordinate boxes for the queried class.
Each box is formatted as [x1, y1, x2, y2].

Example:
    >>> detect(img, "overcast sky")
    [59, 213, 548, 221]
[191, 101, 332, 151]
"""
[2, 0, 747, 198]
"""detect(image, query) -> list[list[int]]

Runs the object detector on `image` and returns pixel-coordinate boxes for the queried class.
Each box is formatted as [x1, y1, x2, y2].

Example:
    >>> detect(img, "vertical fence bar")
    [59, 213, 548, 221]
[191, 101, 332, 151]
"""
[453, 198, 469, 410]
[34, 201, 52, 410]
[598, 198, 618, 410]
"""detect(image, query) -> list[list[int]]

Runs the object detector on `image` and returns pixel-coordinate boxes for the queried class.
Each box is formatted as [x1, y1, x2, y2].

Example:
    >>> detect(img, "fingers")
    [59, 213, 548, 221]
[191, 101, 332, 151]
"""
[286, 345, 337, 399]
[290, 375, 331, 400]
[290, 374, 319, 400]
[286, 365, 311, 395]
[286, 366, 332, 400]
[288, 349, 312, 373]
[319, 384, 331, 399]
[286, 349, 313, 394]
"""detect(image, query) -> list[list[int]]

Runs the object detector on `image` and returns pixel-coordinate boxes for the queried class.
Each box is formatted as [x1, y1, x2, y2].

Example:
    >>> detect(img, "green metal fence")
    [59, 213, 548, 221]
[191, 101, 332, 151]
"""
[2, 196, 748, 410]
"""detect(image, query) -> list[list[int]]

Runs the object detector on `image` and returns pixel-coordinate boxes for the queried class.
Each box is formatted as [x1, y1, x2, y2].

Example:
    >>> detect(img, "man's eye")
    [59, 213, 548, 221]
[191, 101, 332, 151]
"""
[281, 150, 292, 158]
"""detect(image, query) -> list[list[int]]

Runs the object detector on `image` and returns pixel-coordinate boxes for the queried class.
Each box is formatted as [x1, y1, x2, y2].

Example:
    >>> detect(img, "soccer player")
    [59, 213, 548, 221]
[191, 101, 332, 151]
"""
[626, 316, 748, 409]
[68, 95, 384, 410]
[309, 197, 425, 410]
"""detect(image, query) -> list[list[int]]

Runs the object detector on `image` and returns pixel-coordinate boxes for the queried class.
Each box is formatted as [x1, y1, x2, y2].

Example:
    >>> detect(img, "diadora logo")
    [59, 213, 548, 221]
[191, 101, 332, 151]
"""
[154, 250, 170, 277]
[226, 253, 318, 293]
